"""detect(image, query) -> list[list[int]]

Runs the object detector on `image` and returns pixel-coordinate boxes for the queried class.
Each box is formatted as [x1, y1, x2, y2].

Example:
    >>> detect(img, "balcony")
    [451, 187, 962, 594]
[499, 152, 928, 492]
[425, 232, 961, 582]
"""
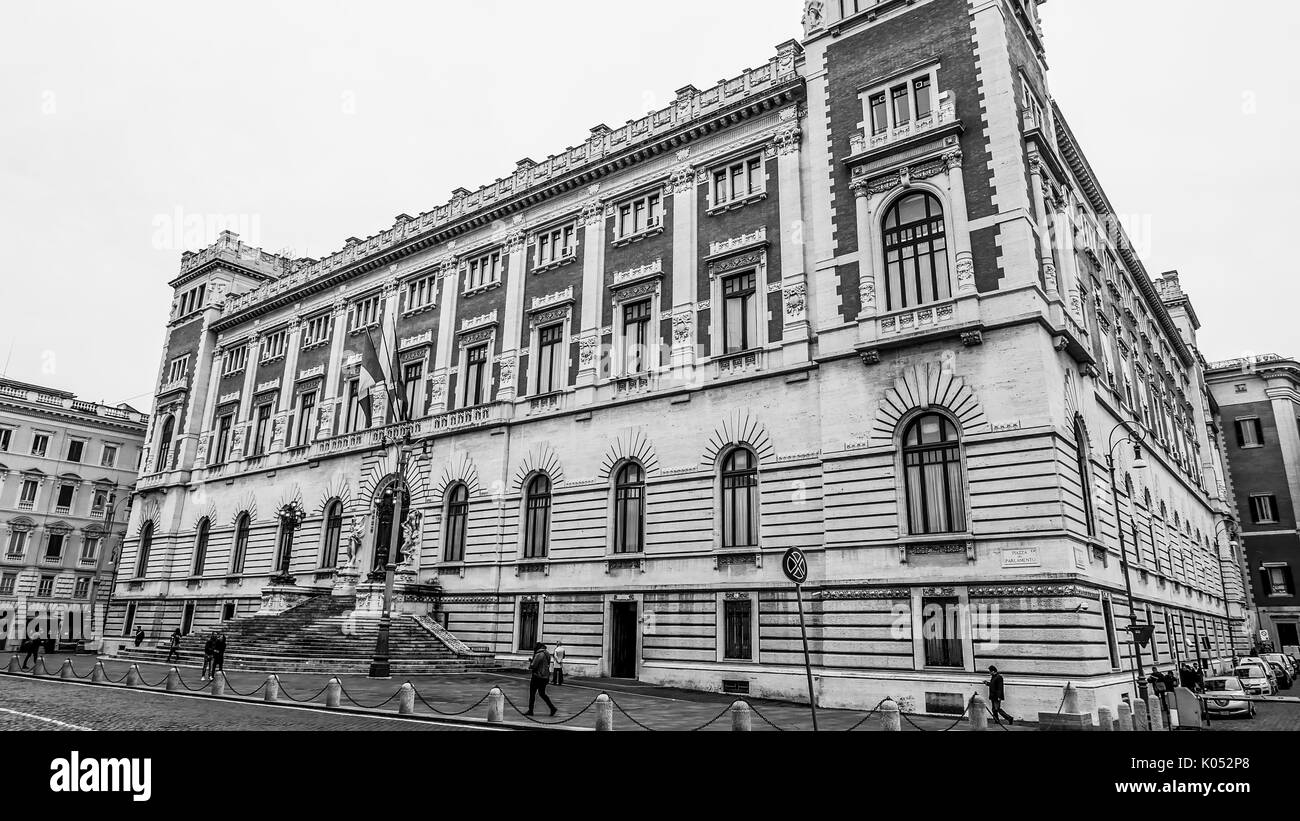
[17, 500, 34, 512]
[848, 98, 957, 158]
[527, 393, 565, 416]
[158, 377, 189, 396]
[714, 349, 765, 379]
[55, 505, 71, 515]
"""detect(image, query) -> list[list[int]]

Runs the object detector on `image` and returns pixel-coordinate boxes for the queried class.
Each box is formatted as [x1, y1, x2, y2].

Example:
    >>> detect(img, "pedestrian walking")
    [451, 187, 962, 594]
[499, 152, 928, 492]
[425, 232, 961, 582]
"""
[984, 665, 1015, 725]
[166, 628, 182, 663]
[525, 642, 556, 716]
[550, 640, 566, 686]
[1148, 667, 1170, 720]
[212, 630, 227, 675]
[20, 636, 40, 671]
[200, 632, 216, 681]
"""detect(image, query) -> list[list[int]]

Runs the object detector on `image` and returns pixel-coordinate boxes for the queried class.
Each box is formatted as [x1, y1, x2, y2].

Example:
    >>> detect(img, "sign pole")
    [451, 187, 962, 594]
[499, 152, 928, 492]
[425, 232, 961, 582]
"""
[794, 581, 819, 732]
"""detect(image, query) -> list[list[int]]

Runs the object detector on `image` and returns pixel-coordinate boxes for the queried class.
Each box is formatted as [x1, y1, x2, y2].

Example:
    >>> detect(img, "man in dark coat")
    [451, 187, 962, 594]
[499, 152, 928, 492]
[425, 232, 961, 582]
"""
[212, 631, 227, 674]
[165, 628, 182, 663]
[985, 665, 1015, 725]
[20, 636, 40, 671]
[525, 642, 556, 717]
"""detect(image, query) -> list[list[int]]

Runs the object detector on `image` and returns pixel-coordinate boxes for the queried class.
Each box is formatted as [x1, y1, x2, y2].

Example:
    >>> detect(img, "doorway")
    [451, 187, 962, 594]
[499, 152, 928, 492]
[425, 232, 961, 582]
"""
[181, 601, 195, 636]
[373, 480, 411, 571]
[610, 601, 638, 679]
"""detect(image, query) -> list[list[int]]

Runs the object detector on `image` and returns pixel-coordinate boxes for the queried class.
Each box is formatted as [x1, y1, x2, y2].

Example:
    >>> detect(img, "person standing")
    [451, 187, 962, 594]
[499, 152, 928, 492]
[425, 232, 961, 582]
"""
[551, 640, 566, 686]
[166, 628, 182, 663]
[212, 630, 227, 676]
[1147, 667, 1170, 721]
[985, 665, 1015, 725]
[525, 642, 556, 716]
[133, 627, 145, 647]
[20, 636, 40, 671]
[200, 632, 216, 681]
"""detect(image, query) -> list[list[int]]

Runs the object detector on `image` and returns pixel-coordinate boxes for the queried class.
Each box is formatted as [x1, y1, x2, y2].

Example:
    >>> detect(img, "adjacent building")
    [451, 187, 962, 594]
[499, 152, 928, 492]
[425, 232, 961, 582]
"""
[1207, 353, 1300, 654]
[0, 377, 147, 648]
[113, 0, 1246, 717]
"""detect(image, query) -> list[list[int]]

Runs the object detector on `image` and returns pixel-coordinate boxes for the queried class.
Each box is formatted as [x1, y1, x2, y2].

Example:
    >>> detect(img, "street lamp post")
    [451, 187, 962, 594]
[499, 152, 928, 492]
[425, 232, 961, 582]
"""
[369, 433, 411, 679]
[1104, 421, 1149, 701]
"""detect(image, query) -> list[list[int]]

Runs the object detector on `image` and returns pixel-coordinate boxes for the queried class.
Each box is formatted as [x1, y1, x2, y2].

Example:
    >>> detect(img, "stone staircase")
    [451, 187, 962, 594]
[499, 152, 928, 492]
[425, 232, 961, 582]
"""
[114, 595, 498, 674]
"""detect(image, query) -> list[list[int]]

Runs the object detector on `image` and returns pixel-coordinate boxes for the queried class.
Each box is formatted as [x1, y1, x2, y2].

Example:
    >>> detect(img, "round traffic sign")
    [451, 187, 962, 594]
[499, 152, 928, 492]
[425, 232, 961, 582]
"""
[782, 547, 809, 585]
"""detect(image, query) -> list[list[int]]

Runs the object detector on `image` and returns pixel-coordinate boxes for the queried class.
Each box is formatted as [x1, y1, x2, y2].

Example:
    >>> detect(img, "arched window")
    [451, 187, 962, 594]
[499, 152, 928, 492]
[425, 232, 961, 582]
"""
[231, 512, 250, 574]
[1124, 475, 1140, 563]
[720, 448, 759, 549]
[320, 500, 343, 569]
[614, 463, 645, 554]
[1073, 415, 1096, 538]
[882, 191, 949, 311]
[443, 484, 469, 563]
[1145, 489, 1161, 573]
[902, 413, 966, 535]
[192, 517, 210, 576]
[155, 416, 175, 473]
[523, 475, 551, 559]
[135, 521, 154, 578]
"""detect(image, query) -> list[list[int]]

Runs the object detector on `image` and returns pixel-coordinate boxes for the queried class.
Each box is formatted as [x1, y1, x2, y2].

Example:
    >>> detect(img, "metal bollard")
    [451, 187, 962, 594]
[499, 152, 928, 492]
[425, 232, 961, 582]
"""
[6, 655, 19, 673]
[730, 700, 753, 732]
[1147, 695, 1165, 731]
[880, 698, 901, 731]
[969, 694, 989, 731]
[165, 668, 181, 692]
[398, 683, 415, 715]
[486, 687, 504, 723]
[91, 662, 107, 684]
[1116, 700, 1134, 731]
[1133, 698, 1150, 731]
[1097, 706, 1114, 731]
[264, 674, 280, 703]
[59, 660, 74, 680]
[125, 665, 141, 687]
[594, 693, 614, 731]
[211, 672, 226, 697]
[325, 678, 341, 708]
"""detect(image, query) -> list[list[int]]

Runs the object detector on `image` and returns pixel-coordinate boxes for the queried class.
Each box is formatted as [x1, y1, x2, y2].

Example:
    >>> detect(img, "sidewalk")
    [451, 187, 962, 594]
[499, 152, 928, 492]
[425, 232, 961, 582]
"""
[9, 652, 1034, 732]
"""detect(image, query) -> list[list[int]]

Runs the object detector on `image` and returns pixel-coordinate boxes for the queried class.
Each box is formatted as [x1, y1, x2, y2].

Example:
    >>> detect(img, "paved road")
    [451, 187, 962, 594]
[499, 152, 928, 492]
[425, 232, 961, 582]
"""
[1205, 700, 1300, 732]
[0, 675, 478, 731]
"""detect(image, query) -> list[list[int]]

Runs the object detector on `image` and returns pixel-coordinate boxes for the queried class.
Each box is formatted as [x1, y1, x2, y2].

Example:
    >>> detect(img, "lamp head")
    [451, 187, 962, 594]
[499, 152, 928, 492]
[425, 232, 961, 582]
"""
[1131, 442, 1148, 471]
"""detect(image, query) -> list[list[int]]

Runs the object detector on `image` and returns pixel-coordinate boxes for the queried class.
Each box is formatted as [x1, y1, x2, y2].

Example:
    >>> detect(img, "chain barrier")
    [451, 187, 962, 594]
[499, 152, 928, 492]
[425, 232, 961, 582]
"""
[337, 682, 400, 710]
[218, 673, 267, 698]
[176, 671, 210, 693]
[747, 704, 789, 732]
[410, 688, 490, 717]
[900, 701, 971, 732]
[843, 698, 890, 732]
[499, 692, 601, 726]
[274, 679, 331, 704]
[136, 669, 167, 688]
[608, 697, 735, 732]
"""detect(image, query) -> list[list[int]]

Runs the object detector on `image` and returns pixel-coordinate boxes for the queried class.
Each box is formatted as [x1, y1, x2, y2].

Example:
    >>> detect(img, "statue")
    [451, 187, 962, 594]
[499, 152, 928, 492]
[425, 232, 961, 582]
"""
[397, 511, 423, 569]
[801, 0, 825, 37]
[345, 512, 370, 569]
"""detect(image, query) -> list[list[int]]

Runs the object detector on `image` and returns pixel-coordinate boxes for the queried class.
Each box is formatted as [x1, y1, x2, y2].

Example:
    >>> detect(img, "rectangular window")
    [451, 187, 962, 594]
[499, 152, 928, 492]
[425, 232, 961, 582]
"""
[6, 530, 28, 558]
[404, 274, 437, 312]
[80, 536, 100, 562]
[534, 324, 564, 395]
[615, 191, 663, 239]
[921, 597, 963, 668]
[252, 403, 273, 456]
[295, 392, 317, 447]
[536, 223, 577, 266]
[221, 602, 235, 621]
[0, 573, 14, 596]
[869, 92, 888, 135]
[711, 156, 764, 207]
[1235, 418, 1264, 448]
[167, 355, 189, 384]
[37, 576, 54, 598]
[722, 271, 758, 354]
[466, 250, 504, 291]
[402, 361, 424, 419]
[124, 602, 137, 634]
[66, 439, 84, 463]
[31, 433, 49, 457]
[345, 378, 361, 433]
[45, 533, 65, 561]
[259, 330, 288, 362]
[1250, 494, 1279, 525]
[73, 577, 90, 599]
[622, 299, 652, 375]
[221, 346, 248, 376]
[722, 597, 754, 661]
[518, 600, 540, 652]
[301, 314, 332, 347]
[55, 484, 74, 511]
[913, 75, 933, 118]
[19, 480, 38, 508]
[214, 414, 234, 464]
[462, 345, 488, 408]
[1102, 596, 1122, 669]
[101, 444, 118, 467]
[347, 295, 383, 333]
[890, 83, 911, 126]
[1265, 565, 1294, 596]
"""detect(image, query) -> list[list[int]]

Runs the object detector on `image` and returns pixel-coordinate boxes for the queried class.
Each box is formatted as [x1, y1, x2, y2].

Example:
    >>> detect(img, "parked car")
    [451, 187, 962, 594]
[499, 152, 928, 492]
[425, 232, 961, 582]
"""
[1265, 660, 1293, 689]
[1233, 664, 1276, 696]
[1203, 676, 1255, 719]
[1262, 653, 1295, 682]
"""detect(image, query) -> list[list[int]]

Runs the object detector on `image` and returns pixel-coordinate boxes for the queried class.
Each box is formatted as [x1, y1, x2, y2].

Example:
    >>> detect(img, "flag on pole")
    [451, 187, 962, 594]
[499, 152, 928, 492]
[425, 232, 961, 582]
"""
[360, 324, 408, 425]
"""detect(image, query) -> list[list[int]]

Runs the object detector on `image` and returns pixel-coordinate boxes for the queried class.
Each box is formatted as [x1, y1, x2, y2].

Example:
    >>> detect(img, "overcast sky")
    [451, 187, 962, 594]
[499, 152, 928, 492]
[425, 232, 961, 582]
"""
[1, 0, 1294, 407]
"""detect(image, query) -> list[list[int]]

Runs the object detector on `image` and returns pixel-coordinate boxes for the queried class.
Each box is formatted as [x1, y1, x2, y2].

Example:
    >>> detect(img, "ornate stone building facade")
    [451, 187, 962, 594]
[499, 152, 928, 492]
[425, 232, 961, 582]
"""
[0, 378, 147, 648]
[113, 0, 1245, 716]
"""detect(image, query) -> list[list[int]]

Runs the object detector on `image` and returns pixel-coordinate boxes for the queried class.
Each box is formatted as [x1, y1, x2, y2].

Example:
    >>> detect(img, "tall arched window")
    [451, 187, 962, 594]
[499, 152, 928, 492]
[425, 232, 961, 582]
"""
[1124, 475, 1140, 564]
[231, 512, 250, 574]
[443, 484, 469, 562]
[720, 448, 759, 549]
[155, 416, 175, 473]
[1073, 415, 1097, 538]
[614, 462, 645, 554]
[192, 517, 210, 576]
[135, 521, 154, 578]
[882, 191, 949, 311]
[523, 475, 551, 559]
[1145, 489, 1161, 573]
[320, 500, 343, 569]
[902, 413, 966, 535]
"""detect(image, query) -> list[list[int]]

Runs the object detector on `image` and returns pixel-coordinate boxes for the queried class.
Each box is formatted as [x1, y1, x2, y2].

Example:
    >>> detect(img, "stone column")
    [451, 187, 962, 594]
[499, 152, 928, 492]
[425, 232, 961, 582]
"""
[669, 157, 697, 372]
[851, 179, 877, 319]
[1029, 156, 1060, 300]
[1268, 383, 1300, 517]
[192, 345, 224, 469]
[429, 258, 459, 414]
[775, 119, 809, 359]
[229, 335, 259, 461]
[575, 199, 606, 401]
[944, 148, 976, 296]
[495, 227, 527, 403]
[179, 314, 219, 470]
